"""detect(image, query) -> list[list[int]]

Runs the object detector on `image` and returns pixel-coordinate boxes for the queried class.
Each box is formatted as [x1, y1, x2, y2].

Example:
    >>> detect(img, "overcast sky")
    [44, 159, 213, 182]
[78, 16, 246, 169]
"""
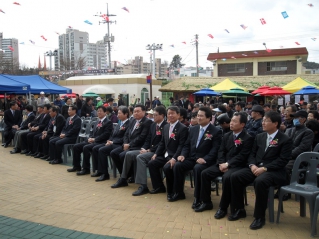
[0, 0, 318, 69]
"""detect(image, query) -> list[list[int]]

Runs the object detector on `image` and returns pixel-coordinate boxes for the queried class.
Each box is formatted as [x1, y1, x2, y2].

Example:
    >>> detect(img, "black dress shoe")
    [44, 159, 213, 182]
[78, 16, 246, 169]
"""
[91, 172, 101, 177]
[25, 151, 32, 156]
[192, 198, 201, 209]
[10, 149, 20, 154]
[132, 186, 149, 196]
[194, 202, 213, 212]
[4, 143, 9, 148]
[149, 187, 166, 194]
[30, 152, 39, 157]
[228, 209, 246, 221]
[76, 169, 90, 175]
[111, 178, 128, 188]
[20, 150, 28, 154]
[34, 153, 43, 158]
[95, 174, 110, 181]
[168, 192, 186, 202]
[214, 208, 227, 219]
[249, 218, 265, 230]
[50, 159, 63, 165]
[40, 155, 49, 160]
[127, 177, 135, 183]
[46, 158, 52, 162]
[67, 167, 81, 172]
[1, 143, 4, 146]
[167, 193, 173, 201]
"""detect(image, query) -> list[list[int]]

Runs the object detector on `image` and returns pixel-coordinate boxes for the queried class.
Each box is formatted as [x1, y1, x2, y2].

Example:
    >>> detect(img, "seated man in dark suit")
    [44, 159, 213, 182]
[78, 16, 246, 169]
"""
[110, 106, 167, 194]
[33, 106, 66, 159]
[230, 111, 292, 230]
[10, 105, 35, 154]
[49, 105, 81, 164]
[24, 104, 51, 156]
[67, 106, 113, 175]
[110, 104, 152, 188]
[3, 101, 22, 148]
[148, 106, 188, 200]
[195, 112, 253, 216]
[163, 107, 222, 203]
[94, 106, 130, 181]
[19, 106, 45, 153]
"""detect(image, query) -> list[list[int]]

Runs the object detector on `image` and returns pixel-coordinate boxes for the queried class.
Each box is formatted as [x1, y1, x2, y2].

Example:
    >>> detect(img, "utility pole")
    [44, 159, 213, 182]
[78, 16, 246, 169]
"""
[94, 3, 116, 70]
[195, 34, 199, 77]
[146, 43, 163, 79]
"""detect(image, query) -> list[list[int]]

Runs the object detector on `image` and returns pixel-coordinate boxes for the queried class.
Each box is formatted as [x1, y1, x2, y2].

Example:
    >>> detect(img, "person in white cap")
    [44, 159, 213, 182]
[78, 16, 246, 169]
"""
[37, 92, 50, 107]
[146, 109, 154, 121]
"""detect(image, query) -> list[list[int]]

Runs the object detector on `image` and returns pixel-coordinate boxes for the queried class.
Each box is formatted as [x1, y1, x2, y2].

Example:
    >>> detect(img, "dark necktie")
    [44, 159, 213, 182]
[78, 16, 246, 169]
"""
[233, 134, 236, 141]
[156, 125, 159, 131]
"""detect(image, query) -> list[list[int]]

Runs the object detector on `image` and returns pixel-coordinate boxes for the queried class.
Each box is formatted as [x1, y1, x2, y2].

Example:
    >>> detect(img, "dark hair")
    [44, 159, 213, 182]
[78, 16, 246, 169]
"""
[179, 108, 188, 120]
[287, 105, 297, 113]
[191, 111, 198, 118]
[51, 106, 60, 113]
[97, 106, 107, 112]
[252, 100, 258, 106]
[128, 106, 134, 114]
[105, 106, 113, 113]
[167, 106, 180, 114]
[217, 114, 230, 124]
[194, 103, 200, 108]
[233, 112, 248, 124]
[25, 105, 33, 112]
[271, 104, 277, 110]
[263, 104, 271, 108]
[236, 101, 245, 108]
[309, 110, 319, 120]
[85, 97, 92, 103]
[76, 94, 79, 97]
[108, 98, 114, 102]
[134, 104, 146, 111]
[38, 105, 44, 109]
[306, 119, 319, 132]
[188, 102, 194, 110]
[43, 103, 51, 110]
[154, 106, 166, 117]
[265, 111, 281, 129]
[118, 106, 129, 118]
[55, 95, 60, 99]
[69, 105, 77, 111]
[218, 105, 227, 113]
[65, 97, 71, 102]
[9, 101, 17, 107]
[198, 106, 213, 120]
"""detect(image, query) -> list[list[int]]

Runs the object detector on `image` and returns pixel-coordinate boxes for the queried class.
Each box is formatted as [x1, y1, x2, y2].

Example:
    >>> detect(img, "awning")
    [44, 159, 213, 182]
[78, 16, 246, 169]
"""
[282, 77, 318, 93]
[210, 78, 246, 92]
[83, 85, 115, 94]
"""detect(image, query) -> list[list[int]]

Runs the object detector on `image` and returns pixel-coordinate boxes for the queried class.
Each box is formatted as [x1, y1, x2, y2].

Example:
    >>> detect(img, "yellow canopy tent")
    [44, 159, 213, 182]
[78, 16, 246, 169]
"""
[282, 77, 318, 93]
[210, 78, 247, 92]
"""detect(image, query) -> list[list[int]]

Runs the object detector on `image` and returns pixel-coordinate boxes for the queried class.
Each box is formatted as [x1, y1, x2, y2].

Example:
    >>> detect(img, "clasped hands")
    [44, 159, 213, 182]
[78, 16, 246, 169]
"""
[250, 165, 265, 177]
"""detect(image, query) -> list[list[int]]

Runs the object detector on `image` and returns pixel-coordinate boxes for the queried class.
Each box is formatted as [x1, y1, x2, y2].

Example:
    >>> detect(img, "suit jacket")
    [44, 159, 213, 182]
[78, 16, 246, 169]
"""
[217, 130, 253, 168]
[62, 115, 82, 139]
[47, 114, 66, 137]
[90, 118, 113, 144]
[142, 121, 168, 152]
[30, 113, 44, 127]
[110, 120, 130, 145]
[181, 124, 222, 166]
[248, 131, 292, 171]
[20, 112, 35, 130]
[4, 109, 22, 131]
[155, 121, 188, 159]
[124, 116, 153, 150]
[35, 113, 51, 131]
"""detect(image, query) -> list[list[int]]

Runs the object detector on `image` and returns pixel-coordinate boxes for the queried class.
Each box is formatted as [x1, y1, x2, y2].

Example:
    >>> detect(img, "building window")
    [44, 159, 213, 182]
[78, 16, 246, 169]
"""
[227, 63, 245, 73]
[266, 61, 287, 71]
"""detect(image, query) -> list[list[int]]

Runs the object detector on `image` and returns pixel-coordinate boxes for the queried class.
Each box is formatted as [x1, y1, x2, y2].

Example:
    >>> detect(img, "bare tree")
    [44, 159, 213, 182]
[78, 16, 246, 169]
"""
[0, 56, 19, 74]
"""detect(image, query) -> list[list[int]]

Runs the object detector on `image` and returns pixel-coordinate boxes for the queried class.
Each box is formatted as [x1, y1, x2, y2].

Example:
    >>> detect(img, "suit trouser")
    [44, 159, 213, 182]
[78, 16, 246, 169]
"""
[19, 131, 30, 150]
[38, 134, 53, 155]
[13, 129, 29, 149]
[135, 152, 155, 185]
[200, 165, 240, 212]
[79, 142, 102, 171]
[121, 150, 140, 179]
[163, 160, 196, 195]
[230, 167, 286, 219]
[72, 141, 89, 169]
[96, 144, 122, 174]
[4, 129, 17, 145]
[148, 156, 167, 189]
[24, 131, 41, 152]
[110, 147, 132, 175]
[30, 133, 42, 153]
[49, 136, 77, 161]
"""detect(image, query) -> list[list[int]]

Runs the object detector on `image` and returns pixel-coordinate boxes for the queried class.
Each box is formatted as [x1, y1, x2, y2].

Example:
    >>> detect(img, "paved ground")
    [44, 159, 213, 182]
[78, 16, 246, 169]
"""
[0, 144, 314, 238]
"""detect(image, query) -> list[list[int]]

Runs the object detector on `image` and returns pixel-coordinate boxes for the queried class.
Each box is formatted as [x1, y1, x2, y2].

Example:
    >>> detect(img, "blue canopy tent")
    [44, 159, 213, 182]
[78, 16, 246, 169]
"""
[0, 75, 30, 92]
[193, 88, 221, 96]
[293, 86, 319, 95]
[0, 74, 72, 94]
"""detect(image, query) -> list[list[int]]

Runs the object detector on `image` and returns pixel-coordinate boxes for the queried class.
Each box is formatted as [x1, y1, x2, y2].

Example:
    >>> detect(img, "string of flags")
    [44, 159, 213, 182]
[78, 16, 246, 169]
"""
[40, 35, 47, 41]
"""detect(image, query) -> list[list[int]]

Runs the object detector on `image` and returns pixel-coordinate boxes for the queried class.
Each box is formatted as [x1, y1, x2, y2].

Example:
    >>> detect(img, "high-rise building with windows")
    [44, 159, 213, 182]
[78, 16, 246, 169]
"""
[0, 32, 19, 69]
[55, 29, 107, 70]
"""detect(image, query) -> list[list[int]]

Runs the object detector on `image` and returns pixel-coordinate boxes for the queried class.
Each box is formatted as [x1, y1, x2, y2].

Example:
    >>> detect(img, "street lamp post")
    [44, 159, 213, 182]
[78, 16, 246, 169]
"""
[45, 50, 58, 71]
[146, 43, 162, 79]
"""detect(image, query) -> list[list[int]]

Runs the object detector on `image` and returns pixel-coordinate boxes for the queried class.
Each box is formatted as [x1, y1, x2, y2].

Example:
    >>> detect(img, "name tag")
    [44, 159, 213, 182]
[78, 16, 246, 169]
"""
[53, 126, 56, 133]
